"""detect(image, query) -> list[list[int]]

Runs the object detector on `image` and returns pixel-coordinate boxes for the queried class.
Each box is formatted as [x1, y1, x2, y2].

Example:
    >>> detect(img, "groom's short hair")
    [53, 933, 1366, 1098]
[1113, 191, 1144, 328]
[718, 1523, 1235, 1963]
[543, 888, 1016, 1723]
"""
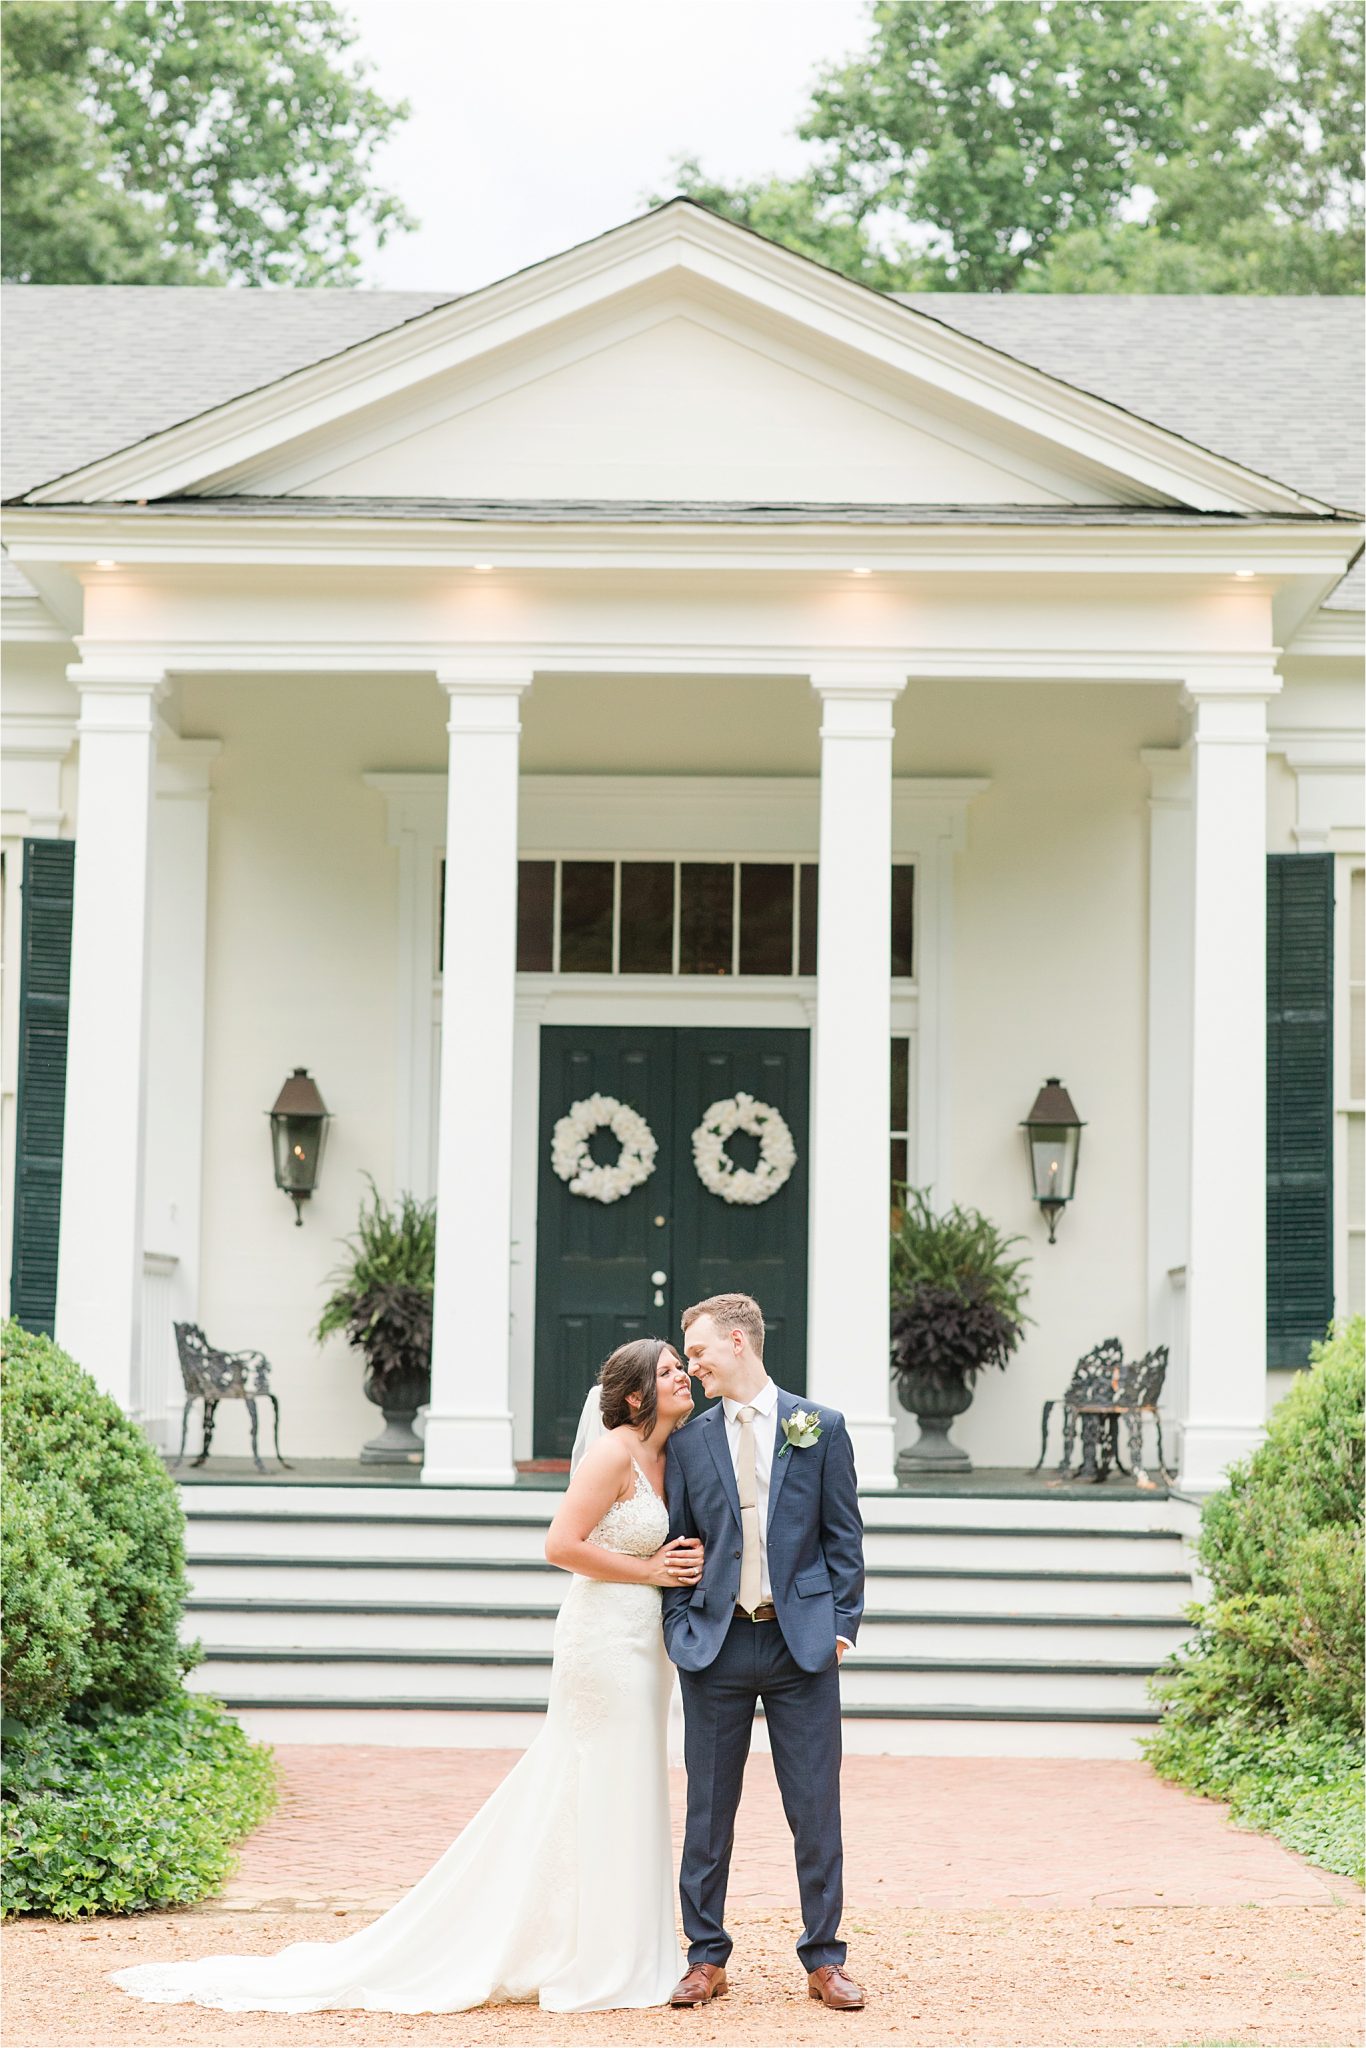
[681, 1292, 765, 1358]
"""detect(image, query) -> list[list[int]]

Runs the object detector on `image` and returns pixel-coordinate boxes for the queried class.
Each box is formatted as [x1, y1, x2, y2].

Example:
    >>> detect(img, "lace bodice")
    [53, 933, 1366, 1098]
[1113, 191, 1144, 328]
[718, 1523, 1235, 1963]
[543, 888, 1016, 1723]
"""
[586, 1460, 669, 1558]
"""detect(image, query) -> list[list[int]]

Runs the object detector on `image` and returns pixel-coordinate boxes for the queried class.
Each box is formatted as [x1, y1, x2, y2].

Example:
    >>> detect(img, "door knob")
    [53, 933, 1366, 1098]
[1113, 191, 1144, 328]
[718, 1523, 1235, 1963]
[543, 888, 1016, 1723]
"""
[651, 1270, 667, 1286]
[651, 1267, 667, 1307]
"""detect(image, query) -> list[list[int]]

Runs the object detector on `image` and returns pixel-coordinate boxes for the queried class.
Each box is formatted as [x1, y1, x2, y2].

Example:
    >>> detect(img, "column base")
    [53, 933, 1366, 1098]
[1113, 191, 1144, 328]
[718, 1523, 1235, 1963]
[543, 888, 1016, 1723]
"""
[1178, 1417, 1266, 1495]
[841, 1413, 898, 1493]
[420, 1409, 517, 1487]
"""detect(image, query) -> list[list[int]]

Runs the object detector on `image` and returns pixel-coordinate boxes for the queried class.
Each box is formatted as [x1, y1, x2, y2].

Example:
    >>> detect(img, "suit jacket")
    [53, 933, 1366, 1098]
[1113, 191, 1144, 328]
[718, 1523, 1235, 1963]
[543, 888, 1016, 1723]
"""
[662, 1386, 865, 1675]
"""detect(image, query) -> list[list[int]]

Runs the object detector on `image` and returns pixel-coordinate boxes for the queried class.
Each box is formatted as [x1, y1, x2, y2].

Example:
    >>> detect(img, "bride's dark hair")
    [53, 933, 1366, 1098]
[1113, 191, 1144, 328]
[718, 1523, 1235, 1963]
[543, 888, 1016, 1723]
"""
[598, 1337, 668, 1434]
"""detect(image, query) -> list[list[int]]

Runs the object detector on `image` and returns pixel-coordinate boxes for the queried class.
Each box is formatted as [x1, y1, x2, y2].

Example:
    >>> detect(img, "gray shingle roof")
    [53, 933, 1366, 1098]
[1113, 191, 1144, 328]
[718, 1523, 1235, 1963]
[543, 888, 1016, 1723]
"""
[3, 282, 1361, 608]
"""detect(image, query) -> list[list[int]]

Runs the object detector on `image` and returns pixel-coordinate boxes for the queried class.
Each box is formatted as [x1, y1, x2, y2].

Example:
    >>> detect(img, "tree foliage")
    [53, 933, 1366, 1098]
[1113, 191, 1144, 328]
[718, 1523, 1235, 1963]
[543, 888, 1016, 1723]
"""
[659, 0, 1363, 294]
[1, 0, 414, 285]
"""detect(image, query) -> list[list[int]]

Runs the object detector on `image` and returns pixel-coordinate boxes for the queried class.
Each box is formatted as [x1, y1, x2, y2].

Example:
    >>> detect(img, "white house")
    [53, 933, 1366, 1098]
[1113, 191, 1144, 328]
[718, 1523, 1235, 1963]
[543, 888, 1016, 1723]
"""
[3, 203, 1363, 1507]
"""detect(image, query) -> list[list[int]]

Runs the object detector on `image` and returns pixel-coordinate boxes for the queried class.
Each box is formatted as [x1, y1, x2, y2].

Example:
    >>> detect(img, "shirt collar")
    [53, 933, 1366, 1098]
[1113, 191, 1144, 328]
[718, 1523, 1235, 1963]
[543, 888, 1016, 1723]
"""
[722, 1377, 778, 1423]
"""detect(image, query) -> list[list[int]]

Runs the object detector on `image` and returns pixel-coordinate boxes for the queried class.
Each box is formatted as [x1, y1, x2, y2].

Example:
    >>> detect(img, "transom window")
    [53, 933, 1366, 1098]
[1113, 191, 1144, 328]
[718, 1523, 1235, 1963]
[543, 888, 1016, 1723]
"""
[508, 858, 915, 978]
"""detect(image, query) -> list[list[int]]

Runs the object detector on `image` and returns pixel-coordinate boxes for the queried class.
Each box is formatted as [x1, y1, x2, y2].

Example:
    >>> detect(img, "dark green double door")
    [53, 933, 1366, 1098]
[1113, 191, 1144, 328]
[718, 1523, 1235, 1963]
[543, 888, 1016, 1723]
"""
[534, 1026, 810, 1458]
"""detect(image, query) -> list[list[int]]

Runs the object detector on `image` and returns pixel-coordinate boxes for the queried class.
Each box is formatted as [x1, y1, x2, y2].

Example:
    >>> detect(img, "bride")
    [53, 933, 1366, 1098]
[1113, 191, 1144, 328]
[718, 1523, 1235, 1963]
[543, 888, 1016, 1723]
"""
[111, 1338, 700, 2015]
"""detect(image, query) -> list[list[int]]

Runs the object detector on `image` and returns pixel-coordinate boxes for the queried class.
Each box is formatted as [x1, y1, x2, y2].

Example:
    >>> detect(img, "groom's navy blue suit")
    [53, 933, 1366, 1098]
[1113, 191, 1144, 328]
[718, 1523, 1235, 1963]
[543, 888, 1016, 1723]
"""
[663, 1387, 865, 1974]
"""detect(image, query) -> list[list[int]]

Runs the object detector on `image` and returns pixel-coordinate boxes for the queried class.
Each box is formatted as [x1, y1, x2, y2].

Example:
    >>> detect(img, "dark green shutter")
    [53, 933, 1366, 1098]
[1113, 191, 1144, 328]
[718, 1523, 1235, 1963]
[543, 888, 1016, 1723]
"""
[1266, 852, 1335, 1368]
[10, 838, 75, 1336]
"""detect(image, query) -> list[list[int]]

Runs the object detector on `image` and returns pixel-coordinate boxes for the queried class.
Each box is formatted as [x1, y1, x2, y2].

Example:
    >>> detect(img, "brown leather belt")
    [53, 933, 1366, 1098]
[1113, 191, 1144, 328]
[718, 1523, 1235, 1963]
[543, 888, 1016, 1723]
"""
[736, 1601, 778, 1623]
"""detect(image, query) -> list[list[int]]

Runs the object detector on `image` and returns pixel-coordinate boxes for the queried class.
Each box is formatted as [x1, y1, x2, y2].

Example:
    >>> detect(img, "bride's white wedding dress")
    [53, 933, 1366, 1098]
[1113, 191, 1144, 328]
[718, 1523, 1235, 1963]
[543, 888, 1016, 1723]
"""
[111, 1460, 684, 2015]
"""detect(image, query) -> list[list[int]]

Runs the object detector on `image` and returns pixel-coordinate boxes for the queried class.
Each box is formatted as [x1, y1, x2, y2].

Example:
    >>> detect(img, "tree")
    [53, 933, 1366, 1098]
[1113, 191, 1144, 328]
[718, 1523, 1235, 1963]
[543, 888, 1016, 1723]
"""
[657, 0, 1363, 294]
[1, 0, 414, 286]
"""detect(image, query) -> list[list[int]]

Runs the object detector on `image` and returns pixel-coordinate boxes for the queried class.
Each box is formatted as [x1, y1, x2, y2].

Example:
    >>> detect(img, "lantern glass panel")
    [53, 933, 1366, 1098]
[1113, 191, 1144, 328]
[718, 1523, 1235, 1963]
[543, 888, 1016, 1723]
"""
[1028, 1126, 1079, 1204]
[272, 1114, 327, 1193]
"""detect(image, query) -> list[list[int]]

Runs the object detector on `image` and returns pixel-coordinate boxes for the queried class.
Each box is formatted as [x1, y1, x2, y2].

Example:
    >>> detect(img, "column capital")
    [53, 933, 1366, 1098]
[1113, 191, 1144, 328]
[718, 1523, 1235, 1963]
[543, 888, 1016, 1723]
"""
[435, 660, 536, 695]
[66, 658, 169, 695]
[1178, 658, 1281, 709]
[808, 665, 908, 701]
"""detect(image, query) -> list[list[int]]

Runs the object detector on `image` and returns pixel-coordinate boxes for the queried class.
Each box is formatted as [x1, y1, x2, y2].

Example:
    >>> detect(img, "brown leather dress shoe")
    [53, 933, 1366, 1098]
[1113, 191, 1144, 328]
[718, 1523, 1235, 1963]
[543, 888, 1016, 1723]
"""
[671, 1962, 728, 2006]
[808, 1963, 866, 2009]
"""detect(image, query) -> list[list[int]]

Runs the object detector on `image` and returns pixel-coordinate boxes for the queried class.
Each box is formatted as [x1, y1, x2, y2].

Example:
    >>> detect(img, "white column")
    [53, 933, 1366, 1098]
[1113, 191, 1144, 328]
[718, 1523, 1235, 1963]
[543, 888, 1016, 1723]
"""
[1141, 748, 1193, 1458]
[422, 665, 532, 1486]
[54, 662, 166, 1410]
[1180, 670, 1279, 1492]
[140, 739, 220, 1441]
[807, 670, 906, 1490]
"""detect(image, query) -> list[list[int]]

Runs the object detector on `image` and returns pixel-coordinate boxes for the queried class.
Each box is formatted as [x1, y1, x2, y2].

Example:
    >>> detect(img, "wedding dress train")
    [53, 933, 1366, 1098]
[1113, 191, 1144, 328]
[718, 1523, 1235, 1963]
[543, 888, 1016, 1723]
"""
[111, 1462, 684, 2014]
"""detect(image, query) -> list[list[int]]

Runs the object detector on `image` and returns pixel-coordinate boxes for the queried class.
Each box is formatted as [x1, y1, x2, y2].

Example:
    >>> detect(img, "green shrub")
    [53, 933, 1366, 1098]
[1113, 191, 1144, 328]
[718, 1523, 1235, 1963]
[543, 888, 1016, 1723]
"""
[1, 1693, 277, 1918]
[1, 1321, 194, 1720]
[1146, 1318, 1365, 1878]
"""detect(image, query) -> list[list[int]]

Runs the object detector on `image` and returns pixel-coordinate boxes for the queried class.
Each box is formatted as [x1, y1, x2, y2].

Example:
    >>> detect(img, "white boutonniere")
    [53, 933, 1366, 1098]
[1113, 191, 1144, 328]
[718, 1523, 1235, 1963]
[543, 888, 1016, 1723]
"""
[778, 1408, 823, 1459]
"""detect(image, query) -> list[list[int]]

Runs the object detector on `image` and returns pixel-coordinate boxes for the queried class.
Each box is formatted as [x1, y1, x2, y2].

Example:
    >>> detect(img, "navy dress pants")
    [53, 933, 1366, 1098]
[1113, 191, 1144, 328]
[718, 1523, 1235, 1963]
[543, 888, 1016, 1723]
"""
[677, 1614, 845, 1973]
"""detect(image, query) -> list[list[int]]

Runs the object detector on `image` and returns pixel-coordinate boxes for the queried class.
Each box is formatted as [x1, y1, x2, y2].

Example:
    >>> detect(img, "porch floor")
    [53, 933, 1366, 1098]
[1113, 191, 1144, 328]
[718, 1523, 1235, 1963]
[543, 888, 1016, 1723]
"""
[165, 1455, 1171, 1500]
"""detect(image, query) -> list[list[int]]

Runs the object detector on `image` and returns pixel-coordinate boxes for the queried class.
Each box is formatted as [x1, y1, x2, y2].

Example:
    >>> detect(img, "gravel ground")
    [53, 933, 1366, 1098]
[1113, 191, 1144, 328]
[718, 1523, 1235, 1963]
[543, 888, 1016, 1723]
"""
[5, 1903, 1362, 2048]
[4, 1750, 1361, 2048]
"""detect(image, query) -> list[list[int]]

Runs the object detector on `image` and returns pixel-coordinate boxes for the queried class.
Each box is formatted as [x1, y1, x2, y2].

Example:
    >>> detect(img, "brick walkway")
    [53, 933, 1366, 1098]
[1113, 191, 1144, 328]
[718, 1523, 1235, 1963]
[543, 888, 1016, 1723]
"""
[215, 1748, 1350, 1915]
[6, 1749, 1362, 2048]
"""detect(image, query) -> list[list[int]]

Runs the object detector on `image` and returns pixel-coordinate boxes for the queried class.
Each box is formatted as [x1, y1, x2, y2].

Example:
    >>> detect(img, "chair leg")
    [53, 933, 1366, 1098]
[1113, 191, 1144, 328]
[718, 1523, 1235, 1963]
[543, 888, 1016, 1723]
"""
[1123, 1409, 1145, 1483]
[174, 1399, 194, 1468]
[1154, 1412, 1175, 1481]
[1032, 1400, 1055, 1472]
[245, 1397, 264, 1472]
[1078, 1413, 1104, 1482]
[194, 1400, 217, 1466]
[1058, 1403, 1079, 1474]
[266, 1393, 292, 1470]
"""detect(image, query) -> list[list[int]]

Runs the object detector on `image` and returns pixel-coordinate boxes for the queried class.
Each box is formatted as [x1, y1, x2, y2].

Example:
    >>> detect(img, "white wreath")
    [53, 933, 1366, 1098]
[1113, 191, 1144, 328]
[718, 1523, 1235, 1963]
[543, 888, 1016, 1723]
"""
[551, 1093, 658, 1204]
[692, 1091, 797, 1207]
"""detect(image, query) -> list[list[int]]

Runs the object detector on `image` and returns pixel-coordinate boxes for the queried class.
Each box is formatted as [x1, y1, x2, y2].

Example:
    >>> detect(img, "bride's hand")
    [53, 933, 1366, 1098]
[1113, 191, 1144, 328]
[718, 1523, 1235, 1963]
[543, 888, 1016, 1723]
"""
[646, 1537, 705, 1589]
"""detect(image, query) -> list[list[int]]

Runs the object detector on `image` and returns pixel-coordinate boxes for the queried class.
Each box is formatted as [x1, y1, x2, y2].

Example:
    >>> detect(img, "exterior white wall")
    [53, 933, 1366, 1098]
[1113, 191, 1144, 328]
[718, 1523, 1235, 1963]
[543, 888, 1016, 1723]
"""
[895, 679, 1182, 1468]
[170, 671, 444, 1460]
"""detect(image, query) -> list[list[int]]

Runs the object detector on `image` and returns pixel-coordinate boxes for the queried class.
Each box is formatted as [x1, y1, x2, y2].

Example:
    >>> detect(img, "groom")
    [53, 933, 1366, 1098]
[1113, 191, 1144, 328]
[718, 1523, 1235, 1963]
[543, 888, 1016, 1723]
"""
[662, 1292, 866, 2012]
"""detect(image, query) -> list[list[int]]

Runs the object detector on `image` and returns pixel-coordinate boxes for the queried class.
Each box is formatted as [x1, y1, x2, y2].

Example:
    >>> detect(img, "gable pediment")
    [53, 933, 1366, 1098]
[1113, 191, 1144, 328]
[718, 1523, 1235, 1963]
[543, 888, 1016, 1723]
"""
[18, 203, 1336, 518]
[252, 298, 1093, 507]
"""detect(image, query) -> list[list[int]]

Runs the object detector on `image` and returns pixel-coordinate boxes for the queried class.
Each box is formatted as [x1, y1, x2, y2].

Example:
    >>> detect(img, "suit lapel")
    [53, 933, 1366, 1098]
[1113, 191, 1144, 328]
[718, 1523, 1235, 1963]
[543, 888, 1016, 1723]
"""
[766, 1387, 801, 1532]
[700, 1404, 742, 1529]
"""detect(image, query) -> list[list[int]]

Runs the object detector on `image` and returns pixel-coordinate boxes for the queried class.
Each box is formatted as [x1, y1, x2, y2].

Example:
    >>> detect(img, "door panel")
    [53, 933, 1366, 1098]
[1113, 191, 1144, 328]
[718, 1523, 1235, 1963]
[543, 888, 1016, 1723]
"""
[534, 1028, 674, 1458]
[534, 1025, 810, 1457]
[672, 1030, 809, 1402]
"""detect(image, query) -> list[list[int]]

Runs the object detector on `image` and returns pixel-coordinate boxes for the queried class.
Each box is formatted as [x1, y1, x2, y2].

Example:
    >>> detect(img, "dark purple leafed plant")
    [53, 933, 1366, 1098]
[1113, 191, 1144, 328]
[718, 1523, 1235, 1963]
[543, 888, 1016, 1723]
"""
[890, 1189, 1031, 1397]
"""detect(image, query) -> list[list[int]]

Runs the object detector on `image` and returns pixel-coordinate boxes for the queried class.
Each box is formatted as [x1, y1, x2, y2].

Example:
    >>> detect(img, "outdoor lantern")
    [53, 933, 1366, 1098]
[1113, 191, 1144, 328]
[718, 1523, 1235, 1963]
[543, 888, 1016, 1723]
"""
[267, 1068, 331, 1225]
[1021, 1077, 1085, 1244]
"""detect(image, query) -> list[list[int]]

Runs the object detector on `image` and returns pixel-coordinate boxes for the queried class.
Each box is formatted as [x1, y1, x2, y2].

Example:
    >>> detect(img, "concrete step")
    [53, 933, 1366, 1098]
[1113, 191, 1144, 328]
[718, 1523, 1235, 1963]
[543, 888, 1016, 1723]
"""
[219, 1701, 1157, 1759]
[178, 1484, 1183, 1535]
[184, 1597, 1190, 1663]
[190, 1647, 1160, 1714]
[181, 1509, 1185, 1575]
[185, 1551, 1193, 1618]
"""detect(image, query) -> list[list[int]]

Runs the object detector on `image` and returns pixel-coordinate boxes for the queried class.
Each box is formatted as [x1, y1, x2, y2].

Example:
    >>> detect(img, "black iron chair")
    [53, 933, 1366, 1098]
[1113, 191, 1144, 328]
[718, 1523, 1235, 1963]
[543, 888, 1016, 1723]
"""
[1035, 1338, 1173, 1486]
[172, 1321, 291, 1472]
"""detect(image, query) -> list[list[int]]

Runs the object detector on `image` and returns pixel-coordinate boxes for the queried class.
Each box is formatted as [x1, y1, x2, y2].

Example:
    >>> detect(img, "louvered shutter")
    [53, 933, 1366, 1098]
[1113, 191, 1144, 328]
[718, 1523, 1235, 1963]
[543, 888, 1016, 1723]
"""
[1266, 852, 1335, 1369]
[10, 838, 75, 1335]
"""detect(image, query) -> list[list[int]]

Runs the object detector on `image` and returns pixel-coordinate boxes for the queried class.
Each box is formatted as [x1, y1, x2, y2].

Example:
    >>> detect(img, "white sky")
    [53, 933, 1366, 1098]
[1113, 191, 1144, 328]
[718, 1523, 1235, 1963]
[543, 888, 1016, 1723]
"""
[345, 0, 870, 292]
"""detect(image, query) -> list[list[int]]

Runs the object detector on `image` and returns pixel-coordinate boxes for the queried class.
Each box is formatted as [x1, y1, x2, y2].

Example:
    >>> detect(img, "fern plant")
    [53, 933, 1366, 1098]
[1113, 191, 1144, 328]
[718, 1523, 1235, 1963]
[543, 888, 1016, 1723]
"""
[890, 1187, 1032, 1394]
[316, 1179, 437, 1403]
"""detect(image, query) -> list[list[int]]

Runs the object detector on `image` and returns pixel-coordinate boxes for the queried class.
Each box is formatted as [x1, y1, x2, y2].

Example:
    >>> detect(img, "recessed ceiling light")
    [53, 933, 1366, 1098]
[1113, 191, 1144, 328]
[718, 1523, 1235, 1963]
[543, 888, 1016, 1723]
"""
[94, 559, 118, 570]
[851, 566, 872, 576]
[472, 563, 494, 572]
[1234, 569, 1256, 579]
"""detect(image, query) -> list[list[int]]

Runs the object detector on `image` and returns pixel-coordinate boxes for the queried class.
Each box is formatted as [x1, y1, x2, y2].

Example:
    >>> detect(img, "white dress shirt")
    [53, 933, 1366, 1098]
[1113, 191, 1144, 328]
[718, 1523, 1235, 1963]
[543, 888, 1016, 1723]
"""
[720, 1378, 852, 1651]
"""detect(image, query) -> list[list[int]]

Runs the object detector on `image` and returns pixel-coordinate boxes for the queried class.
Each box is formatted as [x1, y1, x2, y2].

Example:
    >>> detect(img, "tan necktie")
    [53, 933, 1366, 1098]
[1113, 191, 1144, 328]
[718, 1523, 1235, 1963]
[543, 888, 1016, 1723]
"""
[736, 1405, 763, 1614]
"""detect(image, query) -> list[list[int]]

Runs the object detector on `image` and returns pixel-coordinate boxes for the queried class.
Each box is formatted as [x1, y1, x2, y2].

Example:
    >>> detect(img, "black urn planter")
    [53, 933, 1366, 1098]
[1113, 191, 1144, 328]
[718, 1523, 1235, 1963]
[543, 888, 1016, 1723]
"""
[894, 1367, 975, 1475]
[360, 1360, 431, 1464]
